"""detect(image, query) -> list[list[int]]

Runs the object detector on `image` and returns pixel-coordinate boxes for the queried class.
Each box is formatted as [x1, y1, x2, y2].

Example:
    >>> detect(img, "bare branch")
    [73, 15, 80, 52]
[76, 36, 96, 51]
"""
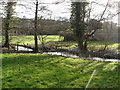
[86, 0, 110, 39]
[90, 2, 106, 7]
[18, 4, 35, 13]
[38, 2, 63, 5]
[99, 0, 110, 21]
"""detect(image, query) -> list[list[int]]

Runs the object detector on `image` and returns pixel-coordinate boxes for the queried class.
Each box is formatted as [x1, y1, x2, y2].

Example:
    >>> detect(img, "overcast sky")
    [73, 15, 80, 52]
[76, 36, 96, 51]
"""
[2, 0, 120, 23]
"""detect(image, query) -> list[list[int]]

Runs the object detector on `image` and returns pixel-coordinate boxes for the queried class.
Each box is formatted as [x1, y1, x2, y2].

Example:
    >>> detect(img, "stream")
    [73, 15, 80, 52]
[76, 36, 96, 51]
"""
[15, 46, 120, 63]
[43, 52, 120, 63]
[15, 46, 33, 51]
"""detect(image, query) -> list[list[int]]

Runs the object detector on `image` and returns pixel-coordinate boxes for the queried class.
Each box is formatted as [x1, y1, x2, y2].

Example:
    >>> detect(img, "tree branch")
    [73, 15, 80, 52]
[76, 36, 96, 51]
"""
[86, 0, 110, 39]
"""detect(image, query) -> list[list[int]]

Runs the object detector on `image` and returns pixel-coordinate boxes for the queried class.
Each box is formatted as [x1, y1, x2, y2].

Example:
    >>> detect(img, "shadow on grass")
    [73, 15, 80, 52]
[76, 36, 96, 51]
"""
[2, 53, 120, 88]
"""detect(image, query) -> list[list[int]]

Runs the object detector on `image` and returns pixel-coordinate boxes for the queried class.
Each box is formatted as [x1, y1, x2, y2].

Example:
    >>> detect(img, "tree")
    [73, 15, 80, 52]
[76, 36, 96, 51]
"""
[19, 0, 61, 52]
[85, 0, 120, 52]
[2, 2, 16, 49]
[87, 19, 102, 32]
[71, 2, 88, 57]
[34, 0, 39, 53]
[70, 0, 114, 57]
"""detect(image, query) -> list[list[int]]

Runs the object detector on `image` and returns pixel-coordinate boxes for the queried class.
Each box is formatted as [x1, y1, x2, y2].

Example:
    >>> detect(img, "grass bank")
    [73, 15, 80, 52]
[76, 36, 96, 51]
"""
[2, 53, 120, 88]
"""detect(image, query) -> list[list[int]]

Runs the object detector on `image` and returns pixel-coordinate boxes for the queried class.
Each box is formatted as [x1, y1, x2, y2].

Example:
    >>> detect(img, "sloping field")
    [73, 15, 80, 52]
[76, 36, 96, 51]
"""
[2, 53, 120, 88]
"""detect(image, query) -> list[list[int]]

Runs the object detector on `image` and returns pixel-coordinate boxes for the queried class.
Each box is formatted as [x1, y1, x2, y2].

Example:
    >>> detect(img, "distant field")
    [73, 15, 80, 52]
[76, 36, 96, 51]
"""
[88, 41, 119, 51]
[1, 35, 119, 50]
[2, 53, 120, 88]
[49, 41, 119, 50]
[1, 35, 63, 45]
[9, 35, 64, 45]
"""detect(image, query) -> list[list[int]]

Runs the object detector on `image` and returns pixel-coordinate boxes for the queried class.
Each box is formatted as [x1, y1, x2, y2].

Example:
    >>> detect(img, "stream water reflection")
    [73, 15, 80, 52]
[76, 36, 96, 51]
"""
[43, 52, 120, 63]
[15, 46, 33, 51]
[15, 46, 120, 63]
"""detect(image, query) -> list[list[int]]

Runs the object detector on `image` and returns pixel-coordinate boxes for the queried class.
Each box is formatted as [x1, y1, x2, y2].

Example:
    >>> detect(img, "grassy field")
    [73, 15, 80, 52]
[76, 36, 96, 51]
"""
[48, 41, 119, 50]
[2, 53, 120, 88]
[1, 35, 63, 45]
[10, 35, 64, 45]
[1, 35, 119, 50]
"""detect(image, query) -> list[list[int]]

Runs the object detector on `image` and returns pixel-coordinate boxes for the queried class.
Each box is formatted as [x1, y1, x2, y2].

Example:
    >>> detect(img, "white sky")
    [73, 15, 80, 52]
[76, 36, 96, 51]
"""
[1, 0, 120, 23]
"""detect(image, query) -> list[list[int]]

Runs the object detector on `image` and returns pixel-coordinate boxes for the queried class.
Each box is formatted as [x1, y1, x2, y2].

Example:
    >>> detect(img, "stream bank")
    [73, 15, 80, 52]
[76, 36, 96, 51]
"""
[43, 52, 120, 63]
[2, 45, 119, 63]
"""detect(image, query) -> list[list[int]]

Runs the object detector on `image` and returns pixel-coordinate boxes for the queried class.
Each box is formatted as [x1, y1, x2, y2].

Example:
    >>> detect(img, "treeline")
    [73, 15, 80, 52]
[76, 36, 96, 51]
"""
[2, 17, 118, 42]
[2, 18, 70, 35]
[2, 1, 119, 56]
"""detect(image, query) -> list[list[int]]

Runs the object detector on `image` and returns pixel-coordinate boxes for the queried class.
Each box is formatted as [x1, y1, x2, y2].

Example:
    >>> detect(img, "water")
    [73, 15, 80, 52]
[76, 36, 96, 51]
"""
[92, 57, 120, 63]
[43, 52, 120, 63]
[15, 46, 33, 51]
[43, 52, 79, 58]
[15, 46, 120, 63]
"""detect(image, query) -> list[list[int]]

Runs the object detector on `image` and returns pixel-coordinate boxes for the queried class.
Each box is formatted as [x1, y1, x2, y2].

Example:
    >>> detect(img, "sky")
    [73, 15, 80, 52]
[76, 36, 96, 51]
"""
[1, 0, 120, 24]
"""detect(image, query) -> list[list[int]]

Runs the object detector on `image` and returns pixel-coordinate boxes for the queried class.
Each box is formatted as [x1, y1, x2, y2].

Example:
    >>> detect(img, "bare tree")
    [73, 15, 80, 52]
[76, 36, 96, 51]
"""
[34, 0, 39, 52]
[2, 2, 16, 49]
[70, 0, 119, 57]
[18, 0, 63, 52]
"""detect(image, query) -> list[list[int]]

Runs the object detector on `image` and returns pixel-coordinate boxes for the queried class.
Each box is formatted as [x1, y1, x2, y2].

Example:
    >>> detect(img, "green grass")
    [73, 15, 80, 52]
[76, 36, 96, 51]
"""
[88, 41, 119, 50]
[1, 35, 119, 50]
[8, 35, 64, 45]
[48, 41, 119, 50]
[2, 53, 120, 88]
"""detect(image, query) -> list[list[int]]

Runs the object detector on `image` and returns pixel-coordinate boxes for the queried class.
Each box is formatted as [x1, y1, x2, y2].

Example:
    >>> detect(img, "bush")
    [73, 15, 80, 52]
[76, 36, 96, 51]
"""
[59, 29, 76, 41]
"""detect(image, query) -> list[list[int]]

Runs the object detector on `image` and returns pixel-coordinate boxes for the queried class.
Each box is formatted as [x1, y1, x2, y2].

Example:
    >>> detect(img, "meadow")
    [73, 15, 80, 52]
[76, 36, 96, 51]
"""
[1, 35, 119, 51]
[1, 35, 120, 88]
[2, 53, 120, 88]
[10, 35, 64, 45]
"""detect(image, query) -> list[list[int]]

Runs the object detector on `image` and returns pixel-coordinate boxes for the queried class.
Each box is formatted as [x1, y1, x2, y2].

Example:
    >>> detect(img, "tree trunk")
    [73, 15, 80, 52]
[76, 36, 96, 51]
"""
[3, 2, 16, 49]
[41, 37, 45, 51]
[34, 0, 38, 53]
[3, 19, 9, 49]
[72, 2, 87, 57]
[78, 39, 88, 57]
